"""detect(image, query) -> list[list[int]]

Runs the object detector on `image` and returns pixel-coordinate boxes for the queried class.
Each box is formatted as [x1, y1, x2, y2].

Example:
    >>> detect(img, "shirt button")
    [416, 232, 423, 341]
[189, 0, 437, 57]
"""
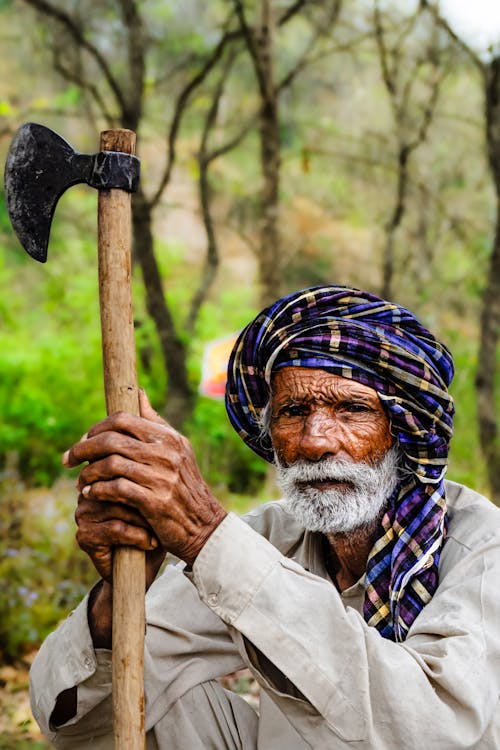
[207, 593, 219, 606]
[84, 656, 93, 670]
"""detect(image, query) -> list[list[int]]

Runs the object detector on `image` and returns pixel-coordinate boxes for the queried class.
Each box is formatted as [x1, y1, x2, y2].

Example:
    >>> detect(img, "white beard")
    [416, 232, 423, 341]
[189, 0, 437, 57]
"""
[275, 445, 400, 535]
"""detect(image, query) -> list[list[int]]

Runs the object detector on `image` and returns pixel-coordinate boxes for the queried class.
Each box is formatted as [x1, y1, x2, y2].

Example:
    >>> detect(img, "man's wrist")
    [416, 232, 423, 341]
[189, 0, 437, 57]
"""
[183, 507, 228, 568]
[87, 579, 113, 649]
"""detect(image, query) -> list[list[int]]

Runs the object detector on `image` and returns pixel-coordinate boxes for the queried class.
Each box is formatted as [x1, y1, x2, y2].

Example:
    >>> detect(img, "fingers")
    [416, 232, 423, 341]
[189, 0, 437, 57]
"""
[75, 495, 160, 582]
[63, 431, 120, 469]
[77, 454, 161, 490]
[77, 517, 157, 551]
[62, 409, 175, 470]
[63, 426, 169, 469]
[138, 388, 168, 425]
[75, 496, 152, 529]
[80, 476, 148, 509]
[76, 496, 158, 547]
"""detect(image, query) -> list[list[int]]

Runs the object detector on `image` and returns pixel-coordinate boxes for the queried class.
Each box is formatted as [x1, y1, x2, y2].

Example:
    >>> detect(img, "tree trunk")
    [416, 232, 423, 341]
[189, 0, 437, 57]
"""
[381, 147, 409, 300]
[132, 189, 194, 428]
[476, 208, 500, 501]
[256, 0, 282, 308]
[258, 99, 282, 307]
[476, 56, 500, 503]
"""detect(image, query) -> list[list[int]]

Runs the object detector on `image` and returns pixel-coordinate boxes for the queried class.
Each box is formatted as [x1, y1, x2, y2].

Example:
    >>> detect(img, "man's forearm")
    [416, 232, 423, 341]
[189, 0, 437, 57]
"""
[49, 580, 112, 728]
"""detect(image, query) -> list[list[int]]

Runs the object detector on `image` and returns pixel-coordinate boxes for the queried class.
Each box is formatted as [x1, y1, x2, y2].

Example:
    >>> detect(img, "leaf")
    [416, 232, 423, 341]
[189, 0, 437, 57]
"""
[53, 86, 81, 109]
[0, 100, 15, 115]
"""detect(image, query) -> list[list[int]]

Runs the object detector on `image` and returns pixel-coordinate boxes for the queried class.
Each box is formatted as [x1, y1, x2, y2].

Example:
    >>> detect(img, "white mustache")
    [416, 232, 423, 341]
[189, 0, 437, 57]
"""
[274, 446, 401, 534]
[276, 455, 391, 489]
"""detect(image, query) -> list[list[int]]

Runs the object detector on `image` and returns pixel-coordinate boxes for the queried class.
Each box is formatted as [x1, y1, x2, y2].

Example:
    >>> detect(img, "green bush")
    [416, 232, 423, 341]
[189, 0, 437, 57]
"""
[0, 477, 95, 662]
[187, 396, 268, 495]
[0, 329, 105, 485]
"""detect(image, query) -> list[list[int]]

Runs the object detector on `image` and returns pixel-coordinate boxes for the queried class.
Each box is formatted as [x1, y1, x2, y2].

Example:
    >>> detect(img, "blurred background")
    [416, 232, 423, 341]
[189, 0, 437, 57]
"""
[1, 0, 500, 744]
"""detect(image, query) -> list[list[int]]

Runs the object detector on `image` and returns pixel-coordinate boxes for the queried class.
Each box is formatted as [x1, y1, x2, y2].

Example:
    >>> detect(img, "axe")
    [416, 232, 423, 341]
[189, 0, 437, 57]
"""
[4, 123, 146, 749]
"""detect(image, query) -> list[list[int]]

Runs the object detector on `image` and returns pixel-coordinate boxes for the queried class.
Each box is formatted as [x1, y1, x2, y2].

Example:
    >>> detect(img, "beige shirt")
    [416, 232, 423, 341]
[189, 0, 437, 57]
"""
[30, 480, 500, 749]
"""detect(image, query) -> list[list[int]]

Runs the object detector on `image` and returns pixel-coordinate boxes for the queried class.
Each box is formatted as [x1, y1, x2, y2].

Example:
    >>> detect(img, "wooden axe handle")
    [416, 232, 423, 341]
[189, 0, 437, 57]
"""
[98, 129, 146, 749]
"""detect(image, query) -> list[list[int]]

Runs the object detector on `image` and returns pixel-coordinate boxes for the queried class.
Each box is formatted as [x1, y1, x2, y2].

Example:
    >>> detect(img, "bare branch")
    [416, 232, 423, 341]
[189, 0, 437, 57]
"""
[373, 0, 397, 98]
[232, 0, 270, 102]
[52, 47, 117, 124]
[394, 4, 421, 52]
[20, 0, 128, 115]
[406, 65, 447, 153]
[223, 220, 260, 255]
[278, 0, 310, 26]
[186, 52, 237, 332]
[276, 18, 322, 92]
[293, 141, 481, 246]
[150, 54, 205, 92]
[117, 0, 145, 124]
[371, 0, 451, 296]
[149, 26, 243, 208]
[420, 0, 484, 72]
[399, 61, 422, 123]
[206, 117, 256, 163]
[277, 31, 371, 93]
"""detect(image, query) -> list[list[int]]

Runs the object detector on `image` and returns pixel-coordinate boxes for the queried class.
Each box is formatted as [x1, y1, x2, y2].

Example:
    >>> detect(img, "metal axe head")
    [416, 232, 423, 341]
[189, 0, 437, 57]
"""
[3, 122, 140, 262]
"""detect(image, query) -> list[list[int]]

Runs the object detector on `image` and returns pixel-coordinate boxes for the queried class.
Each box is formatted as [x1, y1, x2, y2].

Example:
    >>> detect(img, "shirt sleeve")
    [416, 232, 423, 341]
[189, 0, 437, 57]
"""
[193, 512, 500, 749]
[30, 563, 245, 746]
[29, 590, 118, 747]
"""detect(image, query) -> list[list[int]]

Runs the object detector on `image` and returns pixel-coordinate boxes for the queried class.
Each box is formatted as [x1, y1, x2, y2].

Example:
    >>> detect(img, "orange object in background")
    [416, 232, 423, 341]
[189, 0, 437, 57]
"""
[199, 333, 238, 399]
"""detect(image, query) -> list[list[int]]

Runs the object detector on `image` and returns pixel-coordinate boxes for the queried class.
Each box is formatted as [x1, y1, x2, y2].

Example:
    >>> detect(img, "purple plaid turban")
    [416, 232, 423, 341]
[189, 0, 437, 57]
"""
[225, 285, 455, 641]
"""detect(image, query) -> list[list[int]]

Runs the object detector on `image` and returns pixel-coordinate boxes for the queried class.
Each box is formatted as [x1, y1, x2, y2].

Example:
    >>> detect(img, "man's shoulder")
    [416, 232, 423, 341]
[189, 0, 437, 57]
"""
[445, 479, 500, 547]
[441, 480, 500, 578]
[241, 500, 306, 557]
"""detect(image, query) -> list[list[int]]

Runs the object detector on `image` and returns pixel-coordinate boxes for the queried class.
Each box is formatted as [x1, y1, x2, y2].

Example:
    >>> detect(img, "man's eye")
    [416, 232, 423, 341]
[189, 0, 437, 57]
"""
[342, 402, 372, 413]
[278, 404, 307, 418]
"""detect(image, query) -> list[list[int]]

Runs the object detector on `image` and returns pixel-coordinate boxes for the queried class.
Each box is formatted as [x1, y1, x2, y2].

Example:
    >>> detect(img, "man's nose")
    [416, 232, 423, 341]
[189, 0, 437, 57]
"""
[298, 411, 341, 461]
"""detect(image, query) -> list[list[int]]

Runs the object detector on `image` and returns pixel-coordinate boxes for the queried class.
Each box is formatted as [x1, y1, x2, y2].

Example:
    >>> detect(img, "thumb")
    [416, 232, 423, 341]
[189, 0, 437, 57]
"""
[138, 388, 167, 425]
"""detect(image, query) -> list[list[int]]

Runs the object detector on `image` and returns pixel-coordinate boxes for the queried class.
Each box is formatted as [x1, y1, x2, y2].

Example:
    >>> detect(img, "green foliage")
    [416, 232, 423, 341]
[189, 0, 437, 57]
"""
[53, 85, 81, 109]
[188, 397, 267, 496]
[446, 331, 489, 493]
[1, 742, 48, 750]
[0, 477, 95, 662]
[0, 230, 105, 485]
[0, 193, 12, 235]
[0, 331, 104, 485]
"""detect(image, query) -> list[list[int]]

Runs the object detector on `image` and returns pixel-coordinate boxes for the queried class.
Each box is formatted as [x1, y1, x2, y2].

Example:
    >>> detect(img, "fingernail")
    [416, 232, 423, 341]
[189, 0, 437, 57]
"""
[81, 432, 88, 441]
[150, 537, 158, 548]
[62, 450, 70, 466]
[82, 485, 90, 497]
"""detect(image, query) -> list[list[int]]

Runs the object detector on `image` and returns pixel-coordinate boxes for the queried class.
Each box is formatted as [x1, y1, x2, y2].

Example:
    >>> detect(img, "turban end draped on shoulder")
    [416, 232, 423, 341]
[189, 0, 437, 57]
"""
[225, 285, 455, 641]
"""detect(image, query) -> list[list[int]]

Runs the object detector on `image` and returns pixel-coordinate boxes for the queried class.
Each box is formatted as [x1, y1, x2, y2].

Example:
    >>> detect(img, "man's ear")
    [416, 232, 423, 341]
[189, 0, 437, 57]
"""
[258, 399, 273, 437]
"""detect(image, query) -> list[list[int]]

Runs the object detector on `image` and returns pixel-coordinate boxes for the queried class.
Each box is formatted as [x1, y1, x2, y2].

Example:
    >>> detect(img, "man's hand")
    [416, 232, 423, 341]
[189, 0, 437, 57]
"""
[64, 390, 227, 575]
[74, 492, 166, 585]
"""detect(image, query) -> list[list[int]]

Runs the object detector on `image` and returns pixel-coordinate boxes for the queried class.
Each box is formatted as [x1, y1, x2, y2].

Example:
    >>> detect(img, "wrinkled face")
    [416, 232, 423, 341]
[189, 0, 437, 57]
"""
[269, 367, 398, 534]
[270, 367, 393, 470]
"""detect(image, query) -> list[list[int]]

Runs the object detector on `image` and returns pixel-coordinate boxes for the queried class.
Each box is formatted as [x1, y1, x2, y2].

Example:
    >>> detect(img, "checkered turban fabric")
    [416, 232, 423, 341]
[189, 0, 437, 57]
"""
[225, 285, 455, 641]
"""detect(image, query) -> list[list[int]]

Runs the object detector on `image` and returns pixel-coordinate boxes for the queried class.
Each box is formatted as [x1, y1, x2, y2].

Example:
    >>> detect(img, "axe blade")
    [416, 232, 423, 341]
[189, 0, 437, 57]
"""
[4, 123, 83, 262]
[3, 122, 140, 263]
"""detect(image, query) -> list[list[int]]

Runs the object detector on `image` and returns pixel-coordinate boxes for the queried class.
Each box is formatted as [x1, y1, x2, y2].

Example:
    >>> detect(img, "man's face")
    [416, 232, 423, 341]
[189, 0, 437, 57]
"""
[270, 367, 393, 467]
[269, 367, 398, 534]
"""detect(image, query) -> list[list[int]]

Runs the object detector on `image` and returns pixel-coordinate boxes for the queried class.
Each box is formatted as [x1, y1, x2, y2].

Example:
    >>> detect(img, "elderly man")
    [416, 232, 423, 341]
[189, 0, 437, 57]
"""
[31, 285, 500, 749]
